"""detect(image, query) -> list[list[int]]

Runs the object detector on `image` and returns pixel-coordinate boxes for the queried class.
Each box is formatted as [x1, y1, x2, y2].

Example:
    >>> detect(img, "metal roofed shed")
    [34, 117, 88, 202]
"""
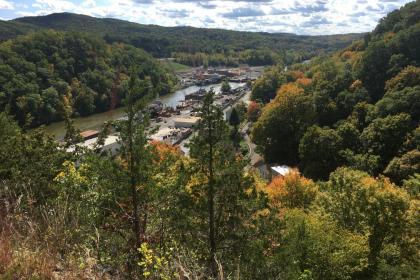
[271, 165, 293, 177]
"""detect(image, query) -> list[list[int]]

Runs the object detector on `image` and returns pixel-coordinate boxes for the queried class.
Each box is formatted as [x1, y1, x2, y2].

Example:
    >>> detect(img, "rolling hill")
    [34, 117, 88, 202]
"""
[8, 13, 363, 58]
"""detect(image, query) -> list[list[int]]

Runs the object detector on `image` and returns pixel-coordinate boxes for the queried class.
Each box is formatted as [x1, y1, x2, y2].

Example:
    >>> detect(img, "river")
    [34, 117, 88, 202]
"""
[42, 82, 245, 139]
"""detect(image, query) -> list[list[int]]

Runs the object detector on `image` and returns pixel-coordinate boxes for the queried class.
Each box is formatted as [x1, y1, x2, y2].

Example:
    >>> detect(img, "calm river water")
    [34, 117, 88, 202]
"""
[42, 82, 245, 139]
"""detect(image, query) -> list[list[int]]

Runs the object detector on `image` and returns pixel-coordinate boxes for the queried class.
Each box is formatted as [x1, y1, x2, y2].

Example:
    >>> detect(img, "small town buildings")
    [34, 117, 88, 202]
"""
[150, 127, 192, 145]
[66, 135, 119, 154]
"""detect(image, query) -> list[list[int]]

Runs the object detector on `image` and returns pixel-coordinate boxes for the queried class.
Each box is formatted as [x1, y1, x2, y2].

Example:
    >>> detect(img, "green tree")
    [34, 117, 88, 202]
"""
[385, 66, 420, 92]
[277, 209, 369, 280]
[0, 30, 174, 127]
[336, 121, 361, 152]
[189, 90, 226, 276]
[299, 126, 344, 180]
[313, 90, 340, 126]
[402, 173, 420, 197]
[252, 89, 315, 165]
[336, 87, 370, 119]
[375, 86, 420, 122]
[0, 112, 65, 204]
[360, 113, 412, 166]
[229, 107, 240, 128]
[341, 150, 382, 175]
[349, 102, 375, 131]
[358, 40, 391, 101]
[384, 150, 420, 184]
[251, 66, 286, 103]
[220, 79, 231, 94]
[189, 90, 266, 277]
[322, 168, 411, 277]
[115, 74, 154, 272]
[229, 107, 241, 147]
[40, 86, 61, 123]
[403, 125, 420, 151]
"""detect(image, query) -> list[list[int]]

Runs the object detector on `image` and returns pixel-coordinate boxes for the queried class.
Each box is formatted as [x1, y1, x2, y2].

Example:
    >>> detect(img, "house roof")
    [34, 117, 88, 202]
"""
[80, 130, 99, 139]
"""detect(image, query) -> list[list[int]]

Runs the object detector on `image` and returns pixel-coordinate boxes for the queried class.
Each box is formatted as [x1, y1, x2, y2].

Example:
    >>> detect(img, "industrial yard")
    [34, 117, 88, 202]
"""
[149, 82, 251, 152]
[178, 66, 265, 88]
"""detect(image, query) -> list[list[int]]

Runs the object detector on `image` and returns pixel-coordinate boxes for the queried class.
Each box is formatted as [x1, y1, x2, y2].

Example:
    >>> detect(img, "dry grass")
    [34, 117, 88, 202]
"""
[0, 194, 112, 280]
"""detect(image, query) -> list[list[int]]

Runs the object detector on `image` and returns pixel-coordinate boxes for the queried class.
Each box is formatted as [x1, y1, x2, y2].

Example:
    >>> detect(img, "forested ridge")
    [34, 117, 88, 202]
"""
[251, 0, 420, 182]
[7, 12, 362, 66]
[0, 2, 419, 280]
[0, 30, 176, 127]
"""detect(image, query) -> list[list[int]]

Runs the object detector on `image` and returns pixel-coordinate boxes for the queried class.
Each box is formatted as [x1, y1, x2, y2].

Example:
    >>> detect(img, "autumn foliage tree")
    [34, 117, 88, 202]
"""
[265, 170, 318, 211]
[321, 168, 411, 277]
[247, 101, 261, 122]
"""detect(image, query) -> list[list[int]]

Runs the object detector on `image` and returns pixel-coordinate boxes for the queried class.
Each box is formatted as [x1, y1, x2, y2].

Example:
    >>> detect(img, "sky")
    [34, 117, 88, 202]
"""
[0, 0, 414, 35]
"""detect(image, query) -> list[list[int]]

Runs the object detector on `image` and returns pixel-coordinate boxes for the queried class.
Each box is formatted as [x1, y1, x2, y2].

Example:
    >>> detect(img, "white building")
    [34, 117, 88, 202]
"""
[173, 116, 200, 128]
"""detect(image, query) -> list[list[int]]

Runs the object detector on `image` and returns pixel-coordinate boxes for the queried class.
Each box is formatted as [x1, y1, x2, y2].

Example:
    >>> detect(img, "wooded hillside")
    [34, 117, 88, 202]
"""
[251, 0, 420, 183]
[0, 30, 175, 127]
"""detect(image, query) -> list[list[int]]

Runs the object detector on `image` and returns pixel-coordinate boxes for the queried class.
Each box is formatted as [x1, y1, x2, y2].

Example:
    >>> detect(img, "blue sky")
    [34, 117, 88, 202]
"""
[0, 0, 414, 35]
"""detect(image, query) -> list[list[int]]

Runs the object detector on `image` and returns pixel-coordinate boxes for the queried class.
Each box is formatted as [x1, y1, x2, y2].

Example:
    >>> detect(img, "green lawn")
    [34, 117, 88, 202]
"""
[163, 61, 192, 73]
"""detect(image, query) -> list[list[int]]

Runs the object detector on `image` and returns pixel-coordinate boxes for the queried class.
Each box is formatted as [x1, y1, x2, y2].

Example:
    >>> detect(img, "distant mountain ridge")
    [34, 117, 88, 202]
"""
[5, 12, 363, 58]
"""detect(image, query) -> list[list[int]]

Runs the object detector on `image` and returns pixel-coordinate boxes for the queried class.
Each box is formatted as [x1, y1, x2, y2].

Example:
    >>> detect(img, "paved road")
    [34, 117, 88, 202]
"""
[241, 122, 263, 167]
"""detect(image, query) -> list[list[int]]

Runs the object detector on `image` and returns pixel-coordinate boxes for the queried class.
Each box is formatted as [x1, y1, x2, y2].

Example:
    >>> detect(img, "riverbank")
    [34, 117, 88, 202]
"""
[42, 82, 245, 140]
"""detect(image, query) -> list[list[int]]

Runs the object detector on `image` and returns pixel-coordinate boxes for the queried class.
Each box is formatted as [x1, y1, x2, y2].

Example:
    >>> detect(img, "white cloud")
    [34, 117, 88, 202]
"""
[33, 0, 76, 10]
[81, 0, 96, 8]
[0, 0, 14, 10]
[7, 0, 415, 35]
[15, 11, 39, 17]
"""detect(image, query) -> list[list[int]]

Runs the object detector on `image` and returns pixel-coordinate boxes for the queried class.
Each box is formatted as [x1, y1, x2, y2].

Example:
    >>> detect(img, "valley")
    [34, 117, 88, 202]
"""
[0, 1, 419, 279]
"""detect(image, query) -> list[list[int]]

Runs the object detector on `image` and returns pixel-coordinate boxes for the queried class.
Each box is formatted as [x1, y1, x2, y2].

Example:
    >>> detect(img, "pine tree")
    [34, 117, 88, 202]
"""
[189, 90, 265, 277]
[115, 73, 154, 272]
[229, 107, 241, 148]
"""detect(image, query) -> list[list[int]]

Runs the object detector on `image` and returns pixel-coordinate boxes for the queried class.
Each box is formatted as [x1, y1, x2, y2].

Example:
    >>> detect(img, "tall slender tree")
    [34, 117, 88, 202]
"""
[189, 90, 225, 275]
[229, 107, 241, 148]
[189, 90, 266, 277]
[115, 73, 154, 272]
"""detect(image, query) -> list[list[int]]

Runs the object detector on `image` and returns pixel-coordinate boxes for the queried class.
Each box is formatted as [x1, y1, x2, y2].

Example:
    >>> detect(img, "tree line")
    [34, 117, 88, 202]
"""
[172, 49, 309, 68]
